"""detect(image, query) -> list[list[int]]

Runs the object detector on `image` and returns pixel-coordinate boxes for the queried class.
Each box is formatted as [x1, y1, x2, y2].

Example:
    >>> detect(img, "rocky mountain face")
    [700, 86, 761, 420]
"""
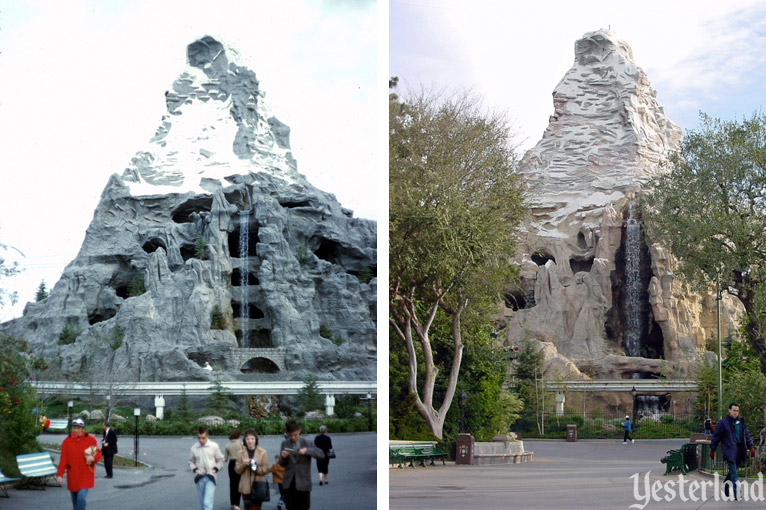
[502, 30, 742, 380]
[0, 36, 376, 382]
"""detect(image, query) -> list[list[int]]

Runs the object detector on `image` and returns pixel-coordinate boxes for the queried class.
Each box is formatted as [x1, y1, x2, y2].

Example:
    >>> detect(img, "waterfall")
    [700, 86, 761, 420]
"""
[239, 210, 250, 347]
[624, 201, 643, 359]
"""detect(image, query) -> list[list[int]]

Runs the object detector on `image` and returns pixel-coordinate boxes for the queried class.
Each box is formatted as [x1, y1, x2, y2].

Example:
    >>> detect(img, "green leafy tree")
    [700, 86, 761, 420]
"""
[210, 305, 227, 330]
[333, 393, 362, 419]
[177, 385, 192, 422]
[35, 280, 48, 302]
[296, 374, 323, 416]
[194, 234, 209, 260]
[0, 335, 45, 476]
[644, 111, 766, 376]
[206, 371, 234, 416]
[58, 322, 81, 345]
[389, 83, 526, 439]
[514, 339, 550, 435]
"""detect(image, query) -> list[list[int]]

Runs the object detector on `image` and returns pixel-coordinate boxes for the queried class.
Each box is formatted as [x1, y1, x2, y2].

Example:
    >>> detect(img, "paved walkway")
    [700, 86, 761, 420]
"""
[390, 439, 764, 509]
[3, 432, 376, 509]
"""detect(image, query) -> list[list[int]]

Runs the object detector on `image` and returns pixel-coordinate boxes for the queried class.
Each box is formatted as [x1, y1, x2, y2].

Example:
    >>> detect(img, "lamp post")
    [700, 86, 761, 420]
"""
[133, 407, 140, 467]
[631, 386, 637, 424]
[365, 393, 373, 432]
[458, 391, 468, 434]
[67, 400, 74, 435]
[716, 279, 723, 420]
[105, 394, 111, 423]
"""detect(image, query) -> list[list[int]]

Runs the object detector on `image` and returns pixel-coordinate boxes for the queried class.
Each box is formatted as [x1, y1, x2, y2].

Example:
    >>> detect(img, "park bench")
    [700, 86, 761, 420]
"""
[0, 467, 21, 497]
[661, 443, 698, 476]
[389, 441, 447, 468]
[46, 419, 69, 431]
[16, 452, 57, 489]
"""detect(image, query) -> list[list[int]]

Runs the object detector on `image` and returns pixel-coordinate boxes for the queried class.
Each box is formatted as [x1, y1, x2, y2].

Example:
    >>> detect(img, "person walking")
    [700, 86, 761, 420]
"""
[101, 421, 118, 479]
[234, 429, 270, 510]
[279, 420, 325, 510]
[710, 403, 756, 500]
[704, 416, 713, 435]
[56, 417, 101, 510]
[268, 454, 286, 510]
[189, 426, 224, 510]
[622, 416, 634, 444]
[313, 425, 333, 486]
[225, 429, 243, 510]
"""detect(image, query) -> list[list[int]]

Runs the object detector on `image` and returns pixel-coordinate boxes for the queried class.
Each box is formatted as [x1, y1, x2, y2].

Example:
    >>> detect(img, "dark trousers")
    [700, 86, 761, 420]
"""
[228, 460, 241, 506]
[103, 453, 114, 477]
[623, 431, 632, 442]
[284, 479, 310, 510]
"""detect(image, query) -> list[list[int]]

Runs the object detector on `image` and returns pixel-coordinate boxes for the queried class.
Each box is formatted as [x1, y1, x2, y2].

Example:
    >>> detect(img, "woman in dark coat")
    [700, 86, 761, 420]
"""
[314, 425, 333, 485]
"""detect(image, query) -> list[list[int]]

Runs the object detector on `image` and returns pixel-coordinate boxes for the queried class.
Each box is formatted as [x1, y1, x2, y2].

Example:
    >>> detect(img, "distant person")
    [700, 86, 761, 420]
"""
[268, 454, 286, 510]
[225, 429, 243, 510]
[56, 417, 101, 510]
[189, 426, 224, 510]
[203, 361, 213, 371]
[234, 429, 270, 510]
[710, 403, 755, 500]
[622, 416, 634, 444]
[313, 425, 333, 486]
[704, 416, 714, 435]
[101, 421, 118, 479]
[39, 413, 50, 431]
[279, 420, 324, 510]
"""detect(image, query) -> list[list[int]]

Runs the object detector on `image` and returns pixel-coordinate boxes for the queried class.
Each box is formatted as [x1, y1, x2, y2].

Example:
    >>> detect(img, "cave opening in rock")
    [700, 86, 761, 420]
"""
[171, 196, 213, 223]
[88, 308, 117, 325]
[180, 244, 195, 262]
[236, 329, 273, 348]
[577, 231, 588, 250]
[531, 251, 556, 266]
[142, 238, 167, 254]
[231, 302, 265, 319]
[313, 238, 343, 265]
[240, 357, 280, 374]
[279, 199, 312, 209]
[569, 256, 594, 274]
[503, 290, 527, 311]
[228, 224, 259, 258]
[231, 268, 259, 286]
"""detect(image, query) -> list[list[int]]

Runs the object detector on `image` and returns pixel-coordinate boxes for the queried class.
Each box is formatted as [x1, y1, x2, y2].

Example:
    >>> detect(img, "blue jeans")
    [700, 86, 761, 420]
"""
[725, 461, 739, 499]
[196, 476, 216, 510]
[69, 489, 88, 510]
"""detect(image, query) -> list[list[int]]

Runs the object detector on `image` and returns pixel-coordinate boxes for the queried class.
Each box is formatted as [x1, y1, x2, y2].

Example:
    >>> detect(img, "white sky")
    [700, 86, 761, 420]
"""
[0, 0, 377, 321]
[390, 0, 766, 152]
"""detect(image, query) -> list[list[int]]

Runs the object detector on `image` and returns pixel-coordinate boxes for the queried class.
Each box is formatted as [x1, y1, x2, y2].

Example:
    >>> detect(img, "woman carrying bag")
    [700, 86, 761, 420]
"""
[234, 429, 270, 510]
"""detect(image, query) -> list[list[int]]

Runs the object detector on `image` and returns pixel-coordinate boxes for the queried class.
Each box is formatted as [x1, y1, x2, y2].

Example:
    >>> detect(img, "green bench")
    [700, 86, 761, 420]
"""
[661, 443, 698, 475]
[389, 442, 449, 468]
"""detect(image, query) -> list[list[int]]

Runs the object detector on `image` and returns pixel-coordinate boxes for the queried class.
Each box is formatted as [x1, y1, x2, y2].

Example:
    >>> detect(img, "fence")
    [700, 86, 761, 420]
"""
[698, 442, 765, 478]
[513, 411, 701, 440]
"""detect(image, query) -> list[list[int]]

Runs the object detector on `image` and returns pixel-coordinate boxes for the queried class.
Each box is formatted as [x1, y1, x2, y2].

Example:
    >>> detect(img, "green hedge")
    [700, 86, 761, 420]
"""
[98, 416, 375, 437]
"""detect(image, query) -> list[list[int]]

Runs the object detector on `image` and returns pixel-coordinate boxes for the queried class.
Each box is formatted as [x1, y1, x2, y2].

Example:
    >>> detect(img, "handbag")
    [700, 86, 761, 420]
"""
[251, 480, 270, 502]
[327, 448, 336, 459]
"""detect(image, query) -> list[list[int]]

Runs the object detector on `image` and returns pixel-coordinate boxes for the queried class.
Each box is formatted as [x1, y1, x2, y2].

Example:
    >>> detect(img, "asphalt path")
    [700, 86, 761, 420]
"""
[390, 439, 766, 509]
[3, 431, 376, 509]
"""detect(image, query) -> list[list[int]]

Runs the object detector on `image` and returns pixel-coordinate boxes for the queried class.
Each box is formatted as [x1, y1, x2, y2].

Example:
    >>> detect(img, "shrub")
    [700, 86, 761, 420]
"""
[356, 266, 373, 284]
[296, 374, 323, 416]
[128, 272, 145, 297]
[109, 325, 124, 350]
[319, 324, 332, 339]
[295, 246, 311, 265]
[194, 234, 208, 260]
[58, 323, 81, 345]
[210, 305, 227, 330]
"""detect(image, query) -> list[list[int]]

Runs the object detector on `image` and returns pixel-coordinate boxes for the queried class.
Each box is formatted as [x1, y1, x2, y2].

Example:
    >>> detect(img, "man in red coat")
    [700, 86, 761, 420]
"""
[56, 417, 101, 510]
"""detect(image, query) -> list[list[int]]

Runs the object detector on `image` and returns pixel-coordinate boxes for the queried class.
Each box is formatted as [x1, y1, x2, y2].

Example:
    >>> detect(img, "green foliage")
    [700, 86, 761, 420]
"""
[127, 272, 145, 297]
[0, 335, 44, 477]
[177, 386, 192, 422]
[319, 324, 332, 339]
[724, 367, 766, 430]
[58, 322, 81, 345]
[210, 305, 227, 330]
[206, 373, 234, 416]
[296, 374, 323, 416]
[514, 339, 550, 434]
[389, 83, 526, 439]
[295, 245, 311, 265]
[35, 280, 48, 302]
[194, 234, 209, 260]
[692, 360, 719, 421]
[643, 111, 766, 375]
[356, 266, 373, 284]
[333, 393, 363, 419]
[108, 325, 123, 350]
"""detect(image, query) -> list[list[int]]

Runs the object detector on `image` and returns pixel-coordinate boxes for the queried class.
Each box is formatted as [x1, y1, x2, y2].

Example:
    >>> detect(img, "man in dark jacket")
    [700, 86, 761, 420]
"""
[279, 420, 325, 510]
[101, 421, 118, 479]
[710, 403, 755, 500]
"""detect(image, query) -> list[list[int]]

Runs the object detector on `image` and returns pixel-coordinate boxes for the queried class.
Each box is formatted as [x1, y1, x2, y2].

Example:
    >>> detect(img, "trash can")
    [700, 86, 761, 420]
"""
[566, 424, 577, 442]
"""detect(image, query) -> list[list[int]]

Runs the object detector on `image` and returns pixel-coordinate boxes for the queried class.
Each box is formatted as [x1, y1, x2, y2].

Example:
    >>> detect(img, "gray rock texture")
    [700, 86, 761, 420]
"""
[0, 36, 376, 382]
[502, 30, 741, 379]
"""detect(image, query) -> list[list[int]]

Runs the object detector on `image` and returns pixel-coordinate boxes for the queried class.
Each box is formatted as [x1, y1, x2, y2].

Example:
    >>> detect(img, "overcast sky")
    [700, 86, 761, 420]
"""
[390, 0, 766, 152]
[0, 0, 377, 321]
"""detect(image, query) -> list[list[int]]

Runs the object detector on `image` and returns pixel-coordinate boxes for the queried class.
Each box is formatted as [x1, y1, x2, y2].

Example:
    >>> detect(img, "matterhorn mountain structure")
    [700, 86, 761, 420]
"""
[0, 36, 377, 382]
[503, 30, 742, 381]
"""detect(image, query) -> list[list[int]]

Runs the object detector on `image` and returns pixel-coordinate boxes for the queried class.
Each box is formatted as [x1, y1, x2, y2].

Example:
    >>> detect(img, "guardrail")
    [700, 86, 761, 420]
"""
[544, 380, 699, 392]
[31, 380, 376, 396]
